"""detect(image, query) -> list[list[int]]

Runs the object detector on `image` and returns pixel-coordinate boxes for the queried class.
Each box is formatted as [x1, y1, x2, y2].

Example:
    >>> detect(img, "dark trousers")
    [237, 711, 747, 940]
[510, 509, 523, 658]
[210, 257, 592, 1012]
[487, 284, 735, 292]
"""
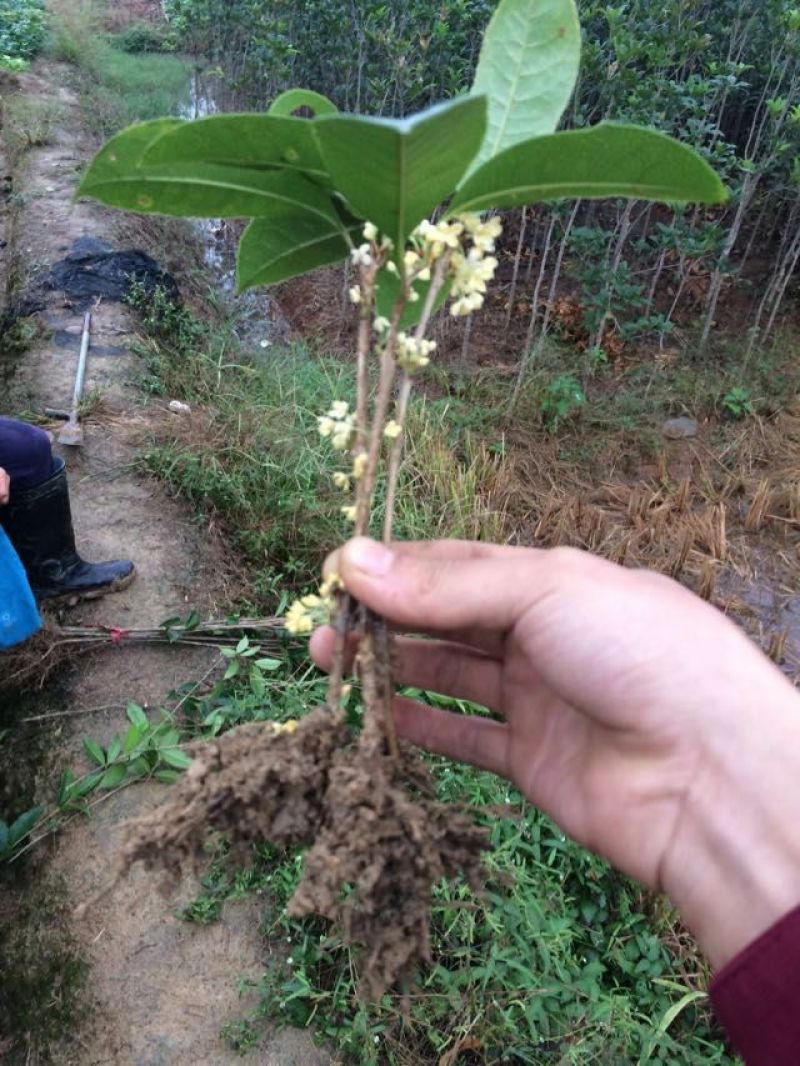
[0, 417, 54, 489]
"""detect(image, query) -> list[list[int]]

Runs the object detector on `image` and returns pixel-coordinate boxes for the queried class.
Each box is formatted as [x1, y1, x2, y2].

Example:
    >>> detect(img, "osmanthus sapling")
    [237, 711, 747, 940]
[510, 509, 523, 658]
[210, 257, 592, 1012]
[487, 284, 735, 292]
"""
[78, 0, 726, 759]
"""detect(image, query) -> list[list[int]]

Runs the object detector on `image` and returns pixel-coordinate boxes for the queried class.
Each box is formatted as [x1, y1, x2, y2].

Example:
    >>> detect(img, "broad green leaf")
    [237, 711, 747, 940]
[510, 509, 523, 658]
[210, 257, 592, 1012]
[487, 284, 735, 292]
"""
[450, 124, 727, 213]
[237, 208, 360, 290]
[160, 748, 193, 771]
[143, 114, 329, 183]
[107, 737, 122, 763]
[269, 88, 338, 118]
[78, 124, 342, 221]
[0, 822, 8, 856]
[315, 95, 487, 256]
[84, 738, 106, 767]
[9, 805, 44, 846]
[99, 764, 128, 790]
[467, 0, 581, 177]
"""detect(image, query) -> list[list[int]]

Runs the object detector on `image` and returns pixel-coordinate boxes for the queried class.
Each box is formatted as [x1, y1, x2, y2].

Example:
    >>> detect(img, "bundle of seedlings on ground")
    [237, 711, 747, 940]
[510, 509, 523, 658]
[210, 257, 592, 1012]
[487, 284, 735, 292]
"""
[78, 0, 724, 996]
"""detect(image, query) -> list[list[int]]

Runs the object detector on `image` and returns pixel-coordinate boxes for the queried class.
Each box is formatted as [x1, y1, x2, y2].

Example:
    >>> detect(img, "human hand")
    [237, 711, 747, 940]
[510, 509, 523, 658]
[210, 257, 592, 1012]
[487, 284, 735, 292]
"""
[311, 538, 800, 969]
[0, 467, 9, 505]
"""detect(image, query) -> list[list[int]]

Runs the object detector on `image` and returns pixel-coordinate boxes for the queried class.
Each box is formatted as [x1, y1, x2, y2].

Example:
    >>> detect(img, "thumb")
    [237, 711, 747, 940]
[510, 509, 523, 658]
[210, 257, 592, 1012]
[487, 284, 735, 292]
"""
[325, 537, 541, 634]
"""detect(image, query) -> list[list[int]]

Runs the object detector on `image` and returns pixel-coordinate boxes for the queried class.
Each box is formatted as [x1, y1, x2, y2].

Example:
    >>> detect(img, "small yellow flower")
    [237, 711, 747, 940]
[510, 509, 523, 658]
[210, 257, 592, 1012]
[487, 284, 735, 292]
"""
[333, 471, 351, 490]
[317, 416, 335, 438]
[352, 453, 367, 480]
[320, 572, 344, 599]
[274, 719, 298, 735]
[340, 683, 352, 704]
[349, 285, 362, 304]
[285, 600, 314, 635]
[385, 260, 399, 275]
[328, 400, 349, 419]
[341, 505, 357, 522]
[373, 315, 391, 333]
[384, 420, 402, 440]
[363, 221, 378, 242]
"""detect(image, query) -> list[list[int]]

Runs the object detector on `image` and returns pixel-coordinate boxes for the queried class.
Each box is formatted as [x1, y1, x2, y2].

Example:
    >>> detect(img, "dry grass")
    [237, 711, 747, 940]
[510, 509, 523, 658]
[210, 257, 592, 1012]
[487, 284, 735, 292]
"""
[497, 403, 800, 677]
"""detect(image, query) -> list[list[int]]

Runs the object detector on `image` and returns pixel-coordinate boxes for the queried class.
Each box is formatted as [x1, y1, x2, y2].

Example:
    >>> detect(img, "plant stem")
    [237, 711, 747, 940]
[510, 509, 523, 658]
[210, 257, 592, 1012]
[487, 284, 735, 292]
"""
[382, 255, 449, 543]
[354, 259, 378, 537]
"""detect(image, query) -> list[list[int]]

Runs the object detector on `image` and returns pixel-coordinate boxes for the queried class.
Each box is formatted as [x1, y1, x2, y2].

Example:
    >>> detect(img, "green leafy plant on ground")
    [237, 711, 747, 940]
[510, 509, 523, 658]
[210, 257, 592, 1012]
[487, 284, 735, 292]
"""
[0, 0, 45, 60]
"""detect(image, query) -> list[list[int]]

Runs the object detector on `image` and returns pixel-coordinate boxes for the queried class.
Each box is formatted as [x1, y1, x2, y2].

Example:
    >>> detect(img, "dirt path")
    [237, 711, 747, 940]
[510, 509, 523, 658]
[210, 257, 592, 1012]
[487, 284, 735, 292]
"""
[1, 65, 327, 1065]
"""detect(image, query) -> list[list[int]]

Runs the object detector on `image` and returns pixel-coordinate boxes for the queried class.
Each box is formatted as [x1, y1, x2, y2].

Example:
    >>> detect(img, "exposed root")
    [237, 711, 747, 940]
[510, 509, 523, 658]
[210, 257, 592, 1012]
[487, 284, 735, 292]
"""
[117, 706, 489, 999]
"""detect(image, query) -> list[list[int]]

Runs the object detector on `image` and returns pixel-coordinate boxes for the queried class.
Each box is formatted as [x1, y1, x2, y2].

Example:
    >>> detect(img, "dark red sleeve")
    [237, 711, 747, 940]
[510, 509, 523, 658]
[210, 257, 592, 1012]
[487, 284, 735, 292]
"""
[710, 903, 800, 1065]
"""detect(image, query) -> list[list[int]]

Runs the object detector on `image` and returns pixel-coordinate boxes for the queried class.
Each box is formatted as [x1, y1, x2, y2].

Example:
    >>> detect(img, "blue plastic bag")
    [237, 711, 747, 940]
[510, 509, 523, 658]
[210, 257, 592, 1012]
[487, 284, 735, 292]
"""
[0, 526, 41, 649]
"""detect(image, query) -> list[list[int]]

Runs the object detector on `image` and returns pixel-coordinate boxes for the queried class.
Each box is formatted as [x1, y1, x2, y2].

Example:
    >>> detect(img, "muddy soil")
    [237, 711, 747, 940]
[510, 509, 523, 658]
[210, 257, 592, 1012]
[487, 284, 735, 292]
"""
[1, 65, 328, 1065]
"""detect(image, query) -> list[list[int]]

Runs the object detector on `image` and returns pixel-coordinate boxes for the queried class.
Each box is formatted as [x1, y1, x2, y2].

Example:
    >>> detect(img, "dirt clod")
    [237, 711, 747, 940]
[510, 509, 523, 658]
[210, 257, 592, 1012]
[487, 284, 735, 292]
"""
[120, 707, 489, 999]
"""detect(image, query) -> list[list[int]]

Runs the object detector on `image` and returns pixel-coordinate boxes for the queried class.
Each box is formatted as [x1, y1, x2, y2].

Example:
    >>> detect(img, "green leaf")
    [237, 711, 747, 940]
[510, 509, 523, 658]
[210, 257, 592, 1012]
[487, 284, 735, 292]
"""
[58, 769, 75, 807]
[235, 636, 249, 654]
[160, 748, 193, 771]
[315, 95, 487, 255]
[123, 721, 147, 754]
[9, 805, 44, 846]
[126, 702, 149, 729]
[223, 660, 240, 680]
[99, 764, 128, 790]
[78, 123, 342, 221]
[154, 769, 182, 785]
[254, 658, 282, 670]
[142, 114, 329, 183]
[467, 0, 581, 177]
[107, 737, 122, 763]
[269, 88, 338, 118]
[656, 990, 707, 1035]
[450, 124, 727, 213]
[237, 208, 359, 290]
[0, 821, 8, 854]
[159, 728, 182, 749]
[77, 771, 104, 797]
[84, 738, 106, 767]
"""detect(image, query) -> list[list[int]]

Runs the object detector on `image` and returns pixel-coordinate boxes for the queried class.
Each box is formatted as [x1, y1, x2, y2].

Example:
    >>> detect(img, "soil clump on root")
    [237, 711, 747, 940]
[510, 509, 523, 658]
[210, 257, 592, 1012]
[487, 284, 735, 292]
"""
[119, 706, 489, 998]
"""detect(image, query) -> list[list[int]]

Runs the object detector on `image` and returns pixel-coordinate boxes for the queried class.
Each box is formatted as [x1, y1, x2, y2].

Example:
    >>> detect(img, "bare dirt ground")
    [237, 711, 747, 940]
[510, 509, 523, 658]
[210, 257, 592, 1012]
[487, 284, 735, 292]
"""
[1, 65, 328, 1065]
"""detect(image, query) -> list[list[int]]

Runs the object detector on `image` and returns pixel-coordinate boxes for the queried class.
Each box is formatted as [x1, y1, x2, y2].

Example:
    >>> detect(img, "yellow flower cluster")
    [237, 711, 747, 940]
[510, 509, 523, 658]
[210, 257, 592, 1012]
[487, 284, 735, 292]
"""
[450, 247, 499, 317]
[318, 400, 355, 451]
[284, 573, 344, 635]
[404, 212, 502, 318]
[396, 331, 436, 372]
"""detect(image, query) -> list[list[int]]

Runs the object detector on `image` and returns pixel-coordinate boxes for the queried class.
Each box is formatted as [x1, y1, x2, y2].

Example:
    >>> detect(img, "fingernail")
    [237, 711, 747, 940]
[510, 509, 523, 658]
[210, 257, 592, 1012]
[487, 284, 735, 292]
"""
[345, 537, 394, 577]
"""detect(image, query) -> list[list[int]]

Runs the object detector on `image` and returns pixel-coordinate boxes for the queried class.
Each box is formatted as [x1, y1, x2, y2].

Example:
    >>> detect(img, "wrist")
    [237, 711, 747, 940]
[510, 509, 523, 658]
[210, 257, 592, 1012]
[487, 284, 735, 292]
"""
[663, 681, 800, 971]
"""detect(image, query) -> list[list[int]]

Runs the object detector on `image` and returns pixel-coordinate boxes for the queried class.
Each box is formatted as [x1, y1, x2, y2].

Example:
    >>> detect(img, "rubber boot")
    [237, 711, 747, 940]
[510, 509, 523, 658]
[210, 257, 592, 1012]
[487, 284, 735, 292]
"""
[0, 458, 135, 602]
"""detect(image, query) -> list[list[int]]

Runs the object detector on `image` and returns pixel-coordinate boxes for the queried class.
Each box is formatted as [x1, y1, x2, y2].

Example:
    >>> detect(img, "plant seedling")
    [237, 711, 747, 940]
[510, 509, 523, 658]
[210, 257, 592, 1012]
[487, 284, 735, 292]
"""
[77, 0, 725, 996]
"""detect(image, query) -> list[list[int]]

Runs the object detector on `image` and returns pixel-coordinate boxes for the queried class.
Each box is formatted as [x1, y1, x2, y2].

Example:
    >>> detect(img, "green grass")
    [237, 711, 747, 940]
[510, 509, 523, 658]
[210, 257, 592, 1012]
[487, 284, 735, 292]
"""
[131, 286, 508, 599]
[47, 2, 189, 132]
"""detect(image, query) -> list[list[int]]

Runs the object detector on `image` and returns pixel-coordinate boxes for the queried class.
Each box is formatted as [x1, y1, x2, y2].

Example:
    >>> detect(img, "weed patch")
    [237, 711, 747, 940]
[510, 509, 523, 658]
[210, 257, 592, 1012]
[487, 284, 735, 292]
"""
[47, 1, 189, 133]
